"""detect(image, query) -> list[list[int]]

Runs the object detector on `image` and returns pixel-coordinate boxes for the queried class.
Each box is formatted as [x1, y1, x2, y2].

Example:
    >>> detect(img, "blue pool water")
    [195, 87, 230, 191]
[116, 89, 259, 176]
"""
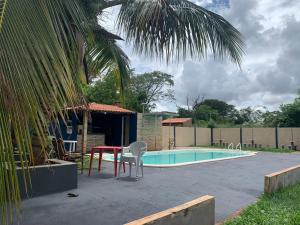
[103, 149, 253, 167]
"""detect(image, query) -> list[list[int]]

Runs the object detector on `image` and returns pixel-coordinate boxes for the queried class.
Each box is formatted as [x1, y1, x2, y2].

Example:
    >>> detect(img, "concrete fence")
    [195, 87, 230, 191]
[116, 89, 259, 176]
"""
[162, 127, 300, 150]
[125, 195, 215, 225]
[136, 114, 300, 150]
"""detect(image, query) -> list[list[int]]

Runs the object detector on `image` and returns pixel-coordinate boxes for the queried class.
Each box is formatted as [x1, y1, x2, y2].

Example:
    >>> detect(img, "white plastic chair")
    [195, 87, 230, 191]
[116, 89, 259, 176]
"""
[118, 141, 147, 180]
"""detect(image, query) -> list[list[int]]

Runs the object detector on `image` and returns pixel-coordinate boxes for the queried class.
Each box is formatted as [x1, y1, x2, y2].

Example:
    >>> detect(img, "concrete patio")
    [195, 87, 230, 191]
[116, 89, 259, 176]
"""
[14, 152, 300, 225]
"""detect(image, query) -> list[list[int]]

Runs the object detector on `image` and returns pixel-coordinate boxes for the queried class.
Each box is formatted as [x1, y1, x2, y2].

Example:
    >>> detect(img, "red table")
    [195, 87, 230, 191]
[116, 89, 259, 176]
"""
[88, 146, 125, 177]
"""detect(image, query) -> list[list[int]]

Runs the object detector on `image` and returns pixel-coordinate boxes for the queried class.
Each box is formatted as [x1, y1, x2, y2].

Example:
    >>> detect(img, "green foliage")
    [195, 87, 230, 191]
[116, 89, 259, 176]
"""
[1, 0, 245, 222]
[276, 99, 300, 127]
[194, 105, 218, 121]
[79, 0, 131, 87]
[195, 99, 235, 118]
[207, 119, 217, 128]
[82, 72, 120, 105]
[117, 0, 244, 64]
[0, 0, 86, 223]
[127, 71, 175, 112]
[238, 107, 264, 126]
[178, 99, 241, 127]
[83, 71, 175, 112]
[225, 184, 300, 225]
[178, 95, 300, 128]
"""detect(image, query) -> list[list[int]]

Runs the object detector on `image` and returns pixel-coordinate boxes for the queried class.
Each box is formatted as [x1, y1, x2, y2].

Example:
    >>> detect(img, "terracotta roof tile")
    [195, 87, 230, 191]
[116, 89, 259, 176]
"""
[161, 118, 192, 124]
[70, 103, 134, 114]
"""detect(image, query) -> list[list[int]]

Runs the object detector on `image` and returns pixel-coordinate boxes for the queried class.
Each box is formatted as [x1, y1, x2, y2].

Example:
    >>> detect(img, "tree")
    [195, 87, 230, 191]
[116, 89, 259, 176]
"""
[178, 107, 193, 118]
[126, 71, 175, 112]
[80, 0, 244, 88]
[1, 0, 244, 222]
[194, 105, 218, 121]
[84, 71, 175, 112]
[238, 107, 264, 126]
[261, 111, 281, 127]
[276, 99, 300, 127]
[83, 72, 120, 105]
[0, 0, 86, 223]
[195, 99, 235, 119]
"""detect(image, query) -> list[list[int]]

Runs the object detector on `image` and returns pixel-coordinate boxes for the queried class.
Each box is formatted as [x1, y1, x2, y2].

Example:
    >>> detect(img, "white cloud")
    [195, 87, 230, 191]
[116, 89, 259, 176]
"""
[100, 0, 300, 112]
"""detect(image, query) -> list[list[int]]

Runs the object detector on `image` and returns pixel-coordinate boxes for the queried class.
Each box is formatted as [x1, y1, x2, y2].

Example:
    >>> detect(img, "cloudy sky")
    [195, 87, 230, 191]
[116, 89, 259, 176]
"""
[102, 0, 300, 112]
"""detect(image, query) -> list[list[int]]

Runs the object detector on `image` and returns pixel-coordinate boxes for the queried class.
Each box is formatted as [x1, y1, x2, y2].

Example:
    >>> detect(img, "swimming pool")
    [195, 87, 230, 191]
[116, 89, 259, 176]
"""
[103, 149, 255, 167]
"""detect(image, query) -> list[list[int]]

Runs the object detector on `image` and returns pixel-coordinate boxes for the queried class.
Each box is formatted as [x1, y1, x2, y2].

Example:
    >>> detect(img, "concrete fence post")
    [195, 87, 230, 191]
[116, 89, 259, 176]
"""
[210, 128, 214, 146]
[275, 127, 279, 149]
[194, 126, 197, 146]
[240, 127, 243, 146]
[173, 126, 176, 147]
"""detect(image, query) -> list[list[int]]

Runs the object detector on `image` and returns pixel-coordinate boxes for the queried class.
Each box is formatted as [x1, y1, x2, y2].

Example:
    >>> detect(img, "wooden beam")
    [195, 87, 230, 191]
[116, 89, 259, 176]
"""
[82, 110, 88, 154]
[121, 116, 124, 146]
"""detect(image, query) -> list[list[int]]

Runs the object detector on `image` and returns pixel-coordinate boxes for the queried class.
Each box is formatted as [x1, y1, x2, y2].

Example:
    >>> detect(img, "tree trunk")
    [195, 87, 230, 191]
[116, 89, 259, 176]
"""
[31, 135, 47, 166]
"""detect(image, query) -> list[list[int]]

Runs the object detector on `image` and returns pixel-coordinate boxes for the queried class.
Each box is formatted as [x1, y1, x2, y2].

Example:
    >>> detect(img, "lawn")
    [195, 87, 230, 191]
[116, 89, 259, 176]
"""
[224, 184, 300, 225]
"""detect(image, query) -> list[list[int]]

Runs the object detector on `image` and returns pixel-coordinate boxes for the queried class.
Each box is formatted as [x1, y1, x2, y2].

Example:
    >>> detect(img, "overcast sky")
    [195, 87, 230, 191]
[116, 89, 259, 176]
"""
[102, 0, 300, 112]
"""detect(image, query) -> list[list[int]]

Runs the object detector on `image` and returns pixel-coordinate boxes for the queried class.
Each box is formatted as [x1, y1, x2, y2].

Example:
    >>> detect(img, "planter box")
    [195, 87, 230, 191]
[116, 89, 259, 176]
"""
[17, 159, 77, 199]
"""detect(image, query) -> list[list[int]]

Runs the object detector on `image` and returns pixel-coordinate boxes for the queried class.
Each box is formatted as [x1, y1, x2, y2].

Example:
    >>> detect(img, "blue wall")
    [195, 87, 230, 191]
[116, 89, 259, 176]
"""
[50, 112, 137, 147]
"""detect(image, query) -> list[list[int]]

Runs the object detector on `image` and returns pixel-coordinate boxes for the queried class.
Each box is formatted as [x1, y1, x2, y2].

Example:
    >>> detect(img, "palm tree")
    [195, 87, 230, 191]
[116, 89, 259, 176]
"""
[81, 0, 244, 88]
[0, 0, 244, 223]
[0, 0, 86, 223]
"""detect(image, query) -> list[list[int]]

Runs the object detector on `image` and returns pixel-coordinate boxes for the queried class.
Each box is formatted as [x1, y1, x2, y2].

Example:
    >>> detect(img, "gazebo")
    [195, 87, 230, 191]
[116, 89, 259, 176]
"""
[51, 103, 137, 172]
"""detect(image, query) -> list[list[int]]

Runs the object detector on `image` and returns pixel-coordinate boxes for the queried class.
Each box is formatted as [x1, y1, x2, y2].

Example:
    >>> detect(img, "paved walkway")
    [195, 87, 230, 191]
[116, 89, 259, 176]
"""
[14, 152, 300, 225]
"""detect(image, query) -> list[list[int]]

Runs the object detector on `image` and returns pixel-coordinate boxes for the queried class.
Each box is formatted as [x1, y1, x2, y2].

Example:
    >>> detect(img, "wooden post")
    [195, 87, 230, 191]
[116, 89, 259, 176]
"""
[82, 110, 88, 154]
[80, 110, 88, 174]
[121, 116, 124, 146]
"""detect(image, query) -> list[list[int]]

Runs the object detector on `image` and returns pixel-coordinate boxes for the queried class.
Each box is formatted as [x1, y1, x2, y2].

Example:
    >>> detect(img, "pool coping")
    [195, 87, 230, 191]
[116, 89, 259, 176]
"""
[102, 148, 257, 168]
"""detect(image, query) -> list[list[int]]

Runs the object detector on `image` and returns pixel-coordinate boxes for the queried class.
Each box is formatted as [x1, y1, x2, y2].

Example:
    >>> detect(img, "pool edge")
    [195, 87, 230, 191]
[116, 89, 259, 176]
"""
[102, 149, 257, 168]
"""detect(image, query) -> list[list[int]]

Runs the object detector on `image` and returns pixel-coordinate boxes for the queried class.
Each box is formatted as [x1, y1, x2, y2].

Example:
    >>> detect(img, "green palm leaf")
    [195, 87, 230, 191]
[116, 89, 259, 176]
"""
[0, 0, 85, 223]
[0, 0, 8, 29]
[117, 0, 244, 64]
[86, 32, 130, 91]
[80, 0, 131, 92]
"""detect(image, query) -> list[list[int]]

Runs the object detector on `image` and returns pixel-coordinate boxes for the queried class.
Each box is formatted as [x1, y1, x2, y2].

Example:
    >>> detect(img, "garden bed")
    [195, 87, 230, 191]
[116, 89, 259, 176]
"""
[17, 159, 77, 199]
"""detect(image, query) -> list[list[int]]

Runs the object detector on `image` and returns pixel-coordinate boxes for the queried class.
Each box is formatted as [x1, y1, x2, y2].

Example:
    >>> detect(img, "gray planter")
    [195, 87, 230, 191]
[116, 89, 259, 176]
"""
[17, 159, 77, 199]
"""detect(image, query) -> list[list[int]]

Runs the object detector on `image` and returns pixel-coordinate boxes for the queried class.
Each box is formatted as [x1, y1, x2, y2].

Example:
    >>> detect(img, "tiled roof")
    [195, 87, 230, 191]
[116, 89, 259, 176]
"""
[161, 118, 192, 124]
[71, 103, 134, 114]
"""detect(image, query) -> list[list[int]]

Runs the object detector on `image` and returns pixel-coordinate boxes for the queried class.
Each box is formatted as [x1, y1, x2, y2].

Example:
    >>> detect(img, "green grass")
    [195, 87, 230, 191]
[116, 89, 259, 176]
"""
[192, 145, 295, 153]
[242, 147, 294, 153]
[224, 184, 300, 225]
[76, 155, 102, 171]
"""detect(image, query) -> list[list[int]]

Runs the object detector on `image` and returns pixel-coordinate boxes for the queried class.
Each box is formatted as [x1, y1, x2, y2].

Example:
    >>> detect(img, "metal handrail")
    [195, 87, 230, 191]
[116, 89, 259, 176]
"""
[228, 143, 234, 150]
[236, 143, 241, 150]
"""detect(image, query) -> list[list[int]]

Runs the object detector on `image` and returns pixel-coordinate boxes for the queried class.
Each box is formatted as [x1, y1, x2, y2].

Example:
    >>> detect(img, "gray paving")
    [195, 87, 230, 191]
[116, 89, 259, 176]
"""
[13, 152, 300, 225]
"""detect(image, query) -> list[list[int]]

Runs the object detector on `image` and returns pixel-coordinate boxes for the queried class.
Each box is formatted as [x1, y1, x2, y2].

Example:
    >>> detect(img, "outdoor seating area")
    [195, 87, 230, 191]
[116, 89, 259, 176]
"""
[3, 1, 300, 225]
[12, 152, 300, 225]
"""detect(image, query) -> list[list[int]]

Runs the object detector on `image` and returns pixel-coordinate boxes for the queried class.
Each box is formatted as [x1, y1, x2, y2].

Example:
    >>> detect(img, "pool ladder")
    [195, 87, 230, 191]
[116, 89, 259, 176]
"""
[228, 143, 241, 151]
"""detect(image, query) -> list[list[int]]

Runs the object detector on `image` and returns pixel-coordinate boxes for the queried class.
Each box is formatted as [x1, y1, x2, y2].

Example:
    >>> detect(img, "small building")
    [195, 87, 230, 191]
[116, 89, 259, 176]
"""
[51, 103, 137, 152]
[136, 112, 179, 150]
[161, 118, 192, 127]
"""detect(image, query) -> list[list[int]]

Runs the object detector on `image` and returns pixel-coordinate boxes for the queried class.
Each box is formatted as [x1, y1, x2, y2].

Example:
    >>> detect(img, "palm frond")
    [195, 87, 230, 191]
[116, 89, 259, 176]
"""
[0, 0, 8, 29]
[117, 0, 244, 65]
[87, 40, 130, 90]
[0, 0, 85, 223]
[78, 0, 130, 90]
[86, 26, 130, 91]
